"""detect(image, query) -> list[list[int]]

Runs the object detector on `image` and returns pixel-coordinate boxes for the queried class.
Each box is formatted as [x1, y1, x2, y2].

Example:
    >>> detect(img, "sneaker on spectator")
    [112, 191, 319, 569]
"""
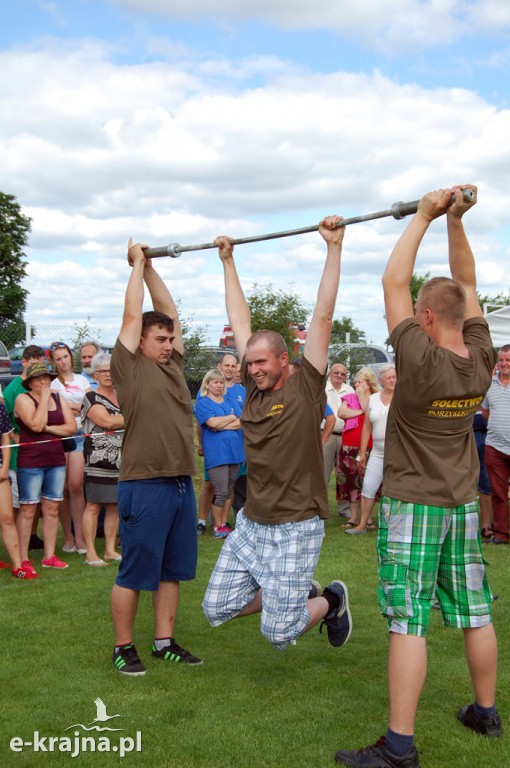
[29, 534, 45, 550]
[152, 639, 202, 665]
[320, 580, 352, 648]
[12, 566, 40, 580]
[0, 560, 11, 569]
[335, 736, 421, 767]
[308, 579, 323, 599]
[457, 704, 502, 738]
[213, 525, 229, 539]
[41, 554, 69, 569]
[197, 522, 206, 536]
[113, 644, 146, 676]
[21, 559, 37, 574]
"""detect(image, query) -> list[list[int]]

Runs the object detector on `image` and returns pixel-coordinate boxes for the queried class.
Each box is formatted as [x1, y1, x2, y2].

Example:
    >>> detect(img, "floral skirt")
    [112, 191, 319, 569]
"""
[336, 445, 365, 503]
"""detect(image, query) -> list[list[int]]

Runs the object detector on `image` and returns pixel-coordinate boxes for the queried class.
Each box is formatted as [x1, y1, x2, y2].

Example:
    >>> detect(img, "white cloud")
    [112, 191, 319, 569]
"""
[1, 39, 509, 347]
[112, 0, 510, 49]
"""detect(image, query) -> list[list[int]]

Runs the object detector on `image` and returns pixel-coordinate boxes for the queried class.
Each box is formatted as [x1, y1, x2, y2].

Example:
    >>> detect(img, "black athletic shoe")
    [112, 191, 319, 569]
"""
[457, 704, 502, 737]
[113, 644, 146, 676]
[152, 639, 202, 665]
[308, 579, 322, 599]
[197, 523, 206, 536]
[335, 736, 421, 767]
[319, 580, 352, 647]
[29, 534, 44, 550]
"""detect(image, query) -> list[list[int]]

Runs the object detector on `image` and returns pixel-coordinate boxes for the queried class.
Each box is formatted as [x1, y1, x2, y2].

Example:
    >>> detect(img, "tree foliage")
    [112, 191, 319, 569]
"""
[0, 192, 30, 345]
[330, 317, 367, 346]
[180, 315, 217, 383]
[477, 291, 510, 312]
[247, 283, 310, 355]
[329, 316, 368, 367]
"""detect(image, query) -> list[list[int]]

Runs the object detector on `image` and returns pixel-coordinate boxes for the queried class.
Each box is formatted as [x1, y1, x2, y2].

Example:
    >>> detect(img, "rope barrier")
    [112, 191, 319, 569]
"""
[1, 429, 125, 451]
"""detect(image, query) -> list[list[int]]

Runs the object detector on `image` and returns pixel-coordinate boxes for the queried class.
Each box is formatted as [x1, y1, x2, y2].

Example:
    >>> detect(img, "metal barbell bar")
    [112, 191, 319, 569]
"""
[143, 188, 475, 259]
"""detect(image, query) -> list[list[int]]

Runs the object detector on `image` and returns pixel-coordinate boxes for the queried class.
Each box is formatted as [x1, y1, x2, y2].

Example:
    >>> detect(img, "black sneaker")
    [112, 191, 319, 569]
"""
[457, 704, 502, 738]
[308, 579, 322, 599]
[335, 736, 421, 767]
[112, 644, 146, 676]
[152, 639, 202, 665]
[197, 523, 206, 536]
[319, 580, 352, 647]
[29, 534, 44, 550]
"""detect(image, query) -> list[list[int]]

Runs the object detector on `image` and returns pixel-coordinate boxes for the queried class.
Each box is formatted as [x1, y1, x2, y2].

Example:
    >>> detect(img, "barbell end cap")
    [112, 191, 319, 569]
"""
[168, 243, 182, 258]
[391, 201, 406, 220]
[463, 188, 476, 203]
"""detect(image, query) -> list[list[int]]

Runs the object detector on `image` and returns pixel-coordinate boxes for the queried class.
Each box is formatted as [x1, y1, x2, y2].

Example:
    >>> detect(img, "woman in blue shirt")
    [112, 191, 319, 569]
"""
[195, 369, 244, 539]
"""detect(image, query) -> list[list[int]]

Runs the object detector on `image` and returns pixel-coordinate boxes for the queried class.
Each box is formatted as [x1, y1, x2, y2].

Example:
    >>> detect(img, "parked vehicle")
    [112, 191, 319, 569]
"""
[0, 340, 11, 374]
[329, 343, 394, 381]
[9, 345, 54, 375]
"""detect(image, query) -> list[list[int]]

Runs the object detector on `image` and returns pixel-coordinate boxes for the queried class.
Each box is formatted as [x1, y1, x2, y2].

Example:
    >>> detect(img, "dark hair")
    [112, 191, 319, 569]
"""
[22, 344, 44, 360]
[141, 311, 174, 337]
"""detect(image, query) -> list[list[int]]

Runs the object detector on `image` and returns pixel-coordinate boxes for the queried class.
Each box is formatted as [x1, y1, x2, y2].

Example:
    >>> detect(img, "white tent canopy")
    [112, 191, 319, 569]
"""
[485, 306, 510, 348]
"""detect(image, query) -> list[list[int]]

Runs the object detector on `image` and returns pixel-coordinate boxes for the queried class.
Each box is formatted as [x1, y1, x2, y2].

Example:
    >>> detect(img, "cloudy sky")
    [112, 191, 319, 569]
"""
[1, 0, 510, 348]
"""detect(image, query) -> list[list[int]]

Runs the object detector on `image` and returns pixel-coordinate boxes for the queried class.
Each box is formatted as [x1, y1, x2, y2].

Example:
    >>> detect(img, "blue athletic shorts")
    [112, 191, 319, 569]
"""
[116, 476, 197, 591]
[17, 465, 67, 504]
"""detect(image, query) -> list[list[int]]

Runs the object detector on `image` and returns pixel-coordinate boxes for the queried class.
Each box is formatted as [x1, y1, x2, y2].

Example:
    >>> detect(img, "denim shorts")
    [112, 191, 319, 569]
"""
[116, 476, 197, 591]
[17, 465, 67, 504]
[67, 429, 85, 454]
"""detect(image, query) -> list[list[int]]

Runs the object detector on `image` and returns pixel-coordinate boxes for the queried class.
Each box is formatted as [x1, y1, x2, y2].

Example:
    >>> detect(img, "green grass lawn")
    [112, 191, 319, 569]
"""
[1, 487, 508, 768]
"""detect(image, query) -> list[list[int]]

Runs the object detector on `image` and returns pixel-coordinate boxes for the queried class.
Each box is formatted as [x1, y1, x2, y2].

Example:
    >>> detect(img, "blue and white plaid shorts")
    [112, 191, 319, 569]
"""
[202, 510, 325, 650]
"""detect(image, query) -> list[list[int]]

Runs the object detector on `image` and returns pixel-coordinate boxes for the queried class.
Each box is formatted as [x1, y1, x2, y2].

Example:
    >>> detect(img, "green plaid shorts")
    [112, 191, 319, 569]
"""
[377, 497, 492, 637]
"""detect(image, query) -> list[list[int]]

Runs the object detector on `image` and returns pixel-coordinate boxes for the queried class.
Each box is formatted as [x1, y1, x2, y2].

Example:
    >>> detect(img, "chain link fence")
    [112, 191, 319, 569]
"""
[0, 320, 222, 398]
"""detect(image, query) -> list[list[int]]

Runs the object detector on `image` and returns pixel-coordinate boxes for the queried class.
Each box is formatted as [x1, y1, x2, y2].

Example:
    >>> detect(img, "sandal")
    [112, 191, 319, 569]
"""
[341, 521, 359, 528]
[366, 522, 376, 530]
[84, 559, 108, 567]
[481, 527, 494, 539]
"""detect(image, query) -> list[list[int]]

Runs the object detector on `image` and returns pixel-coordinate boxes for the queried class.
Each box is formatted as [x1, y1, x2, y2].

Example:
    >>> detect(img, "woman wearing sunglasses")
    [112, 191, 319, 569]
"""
[49, 342, 90, 554]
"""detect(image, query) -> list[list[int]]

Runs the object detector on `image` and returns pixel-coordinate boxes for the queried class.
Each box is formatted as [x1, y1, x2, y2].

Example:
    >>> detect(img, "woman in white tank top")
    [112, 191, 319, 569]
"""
[345, 365, 396, 535]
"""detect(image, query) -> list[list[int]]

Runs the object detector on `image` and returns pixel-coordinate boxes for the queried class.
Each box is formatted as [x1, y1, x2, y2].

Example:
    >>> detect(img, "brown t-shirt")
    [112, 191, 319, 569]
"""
[383, 317, 496, 506]
[241, 356, 328, 524]
[111, 339, 196, 481]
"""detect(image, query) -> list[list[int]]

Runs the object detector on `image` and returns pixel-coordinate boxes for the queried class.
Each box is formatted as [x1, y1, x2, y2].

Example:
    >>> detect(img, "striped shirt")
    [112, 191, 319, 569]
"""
[482, 374, 510, 456]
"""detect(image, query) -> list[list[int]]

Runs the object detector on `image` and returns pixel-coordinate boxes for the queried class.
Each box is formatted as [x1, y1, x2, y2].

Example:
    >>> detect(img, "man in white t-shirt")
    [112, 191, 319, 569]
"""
[323, 363, 353, 512]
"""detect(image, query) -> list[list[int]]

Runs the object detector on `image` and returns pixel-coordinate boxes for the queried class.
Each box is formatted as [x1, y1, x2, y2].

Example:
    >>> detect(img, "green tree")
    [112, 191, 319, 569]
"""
[477, 291, 510, 312]
[180, 315, 217, 387]
[247, 283, 310, 355]
[329, 317, 368, 367]
[0, 192, 30, 346]
[330, 317, 366, 345]
[383, 272, 430, 346]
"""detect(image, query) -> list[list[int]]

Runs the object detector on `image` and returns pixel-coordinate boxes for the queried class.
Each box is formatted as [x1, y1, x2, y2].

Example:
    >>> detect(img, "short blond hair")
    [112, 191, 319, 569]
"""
[417, 277, 466, 326]
[200, 368, 226, 397]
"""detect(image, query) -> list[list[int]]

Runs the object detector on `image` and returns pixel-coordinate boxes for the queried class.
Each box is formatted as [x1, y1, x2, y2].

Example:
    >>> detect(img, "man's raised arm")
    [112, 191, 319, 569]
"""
[143, 257, 184, 356]
[118, 239, 146, 354]
[215, 236, 252, 360]
[303, 216, 345, 375]
[382, 188, 451, 335]
[446, 184, 481, 320]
